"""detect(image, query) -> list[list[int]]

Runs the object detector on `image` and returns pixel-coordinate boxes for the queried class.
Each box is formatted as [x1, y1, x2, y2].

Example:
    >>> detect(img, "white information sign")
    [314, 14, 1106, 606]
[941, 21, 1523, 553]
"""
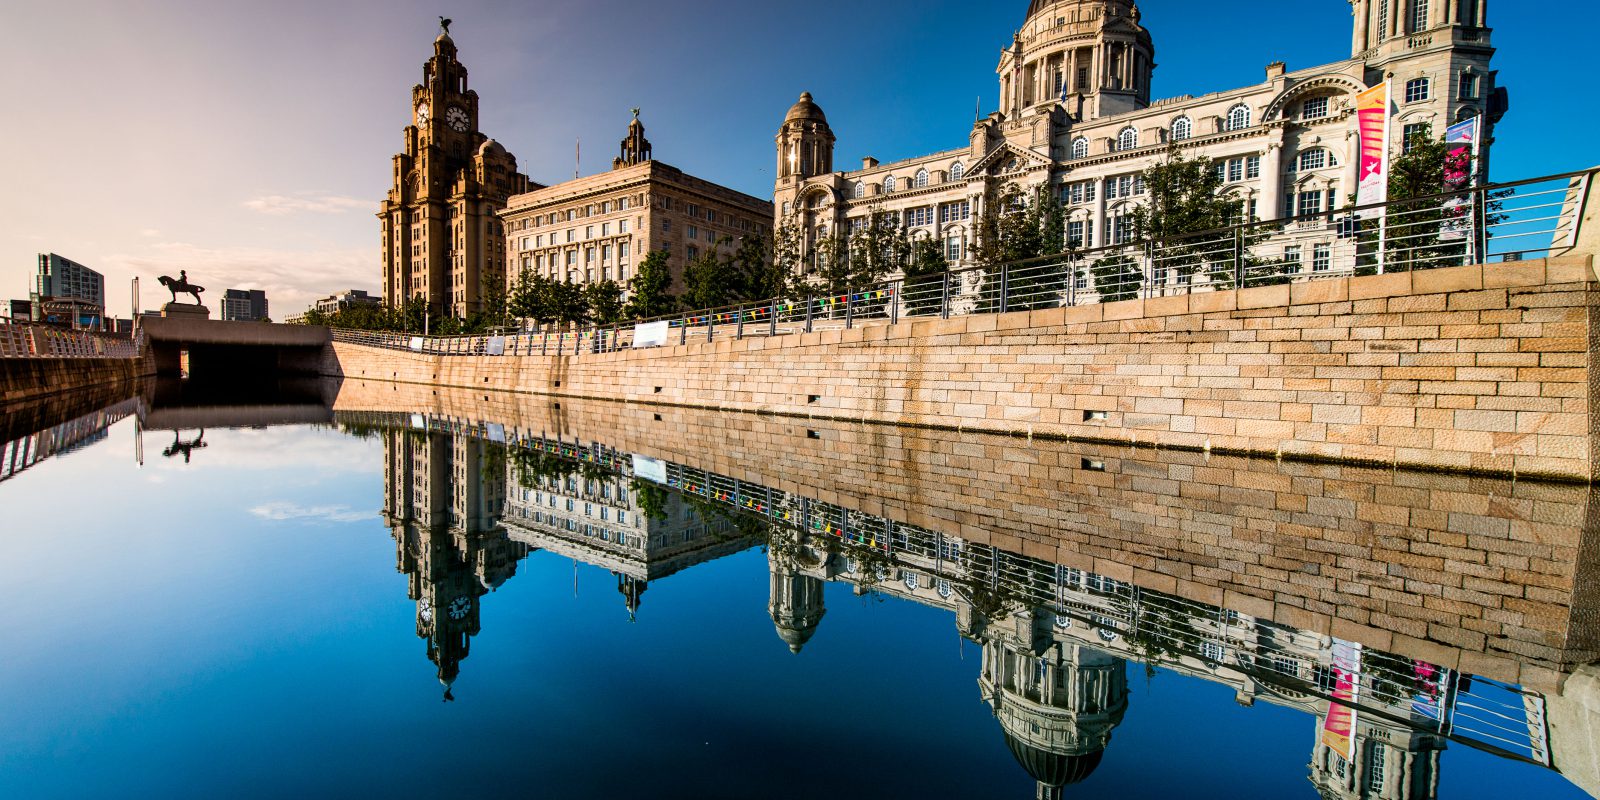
[632, 321, 670, 349]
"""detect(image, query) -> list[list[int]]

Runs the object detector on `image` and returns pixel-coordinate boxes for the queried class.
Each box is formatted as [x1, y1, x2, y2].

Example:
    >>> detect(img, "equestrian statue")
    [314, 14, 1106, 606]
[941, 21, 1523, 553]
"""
[159, 270, 205, 305]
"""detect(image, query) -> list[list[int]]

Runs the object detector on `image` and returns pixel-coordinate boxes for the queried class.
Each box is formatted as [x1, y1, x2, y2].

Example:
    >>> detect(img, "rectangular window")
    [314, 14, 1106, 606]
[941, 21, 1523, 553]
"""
[1458, 72, 1480, 100]
[1227, 158, 1243, 183]
[1312, 243, 1331, 272]
[946, 237, 962, 261]
[619, 219, 629, 233]
[662, 219, 672, 232]
[585, 225, 594, 239]
[686, 225, 698, 239]
[687, 246, 699, 260]
[601, 223, 610, 236]
[585, 248, 594, 263]
[1283, 246, 1302, 271]
[566, 229, 575, 243]
[1112, 215, 1132, 244]
[1067, 220, 1085, 248]
[601, 245, 612, 261]
[1246, 155, 1261, 179]
[1402, 122, 1431, 152]
[620, 242, 630, 258]
[1302, 96, 1329, 119]
[566, 251, 577, 266]
[1297, 191, 1324, 217]
[1404, 77, 1431, 103]
[1409, 0, 1428, 31]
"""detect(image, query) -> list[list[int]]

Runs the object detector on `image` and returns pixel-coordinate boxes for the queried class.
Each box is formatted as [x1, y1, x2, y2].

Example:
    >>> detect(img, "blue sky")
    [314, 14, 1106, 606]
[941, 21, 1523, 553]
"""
[2, 0, 1593, 318]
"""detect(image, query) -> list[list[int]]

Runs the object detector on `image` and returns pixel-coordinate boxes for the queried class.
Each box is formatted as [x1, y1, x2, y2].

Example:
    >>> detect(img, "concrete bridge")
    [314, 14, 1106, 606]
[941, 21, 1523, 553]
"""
[140, 317, 330, 378]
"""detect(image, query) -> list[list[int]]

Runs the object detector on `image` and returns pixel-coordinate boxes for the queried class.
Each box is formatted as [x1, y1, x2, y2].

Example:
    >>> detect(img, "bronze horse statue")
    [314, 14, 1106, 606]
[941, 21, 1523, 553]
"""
[159, 272, 205, 305]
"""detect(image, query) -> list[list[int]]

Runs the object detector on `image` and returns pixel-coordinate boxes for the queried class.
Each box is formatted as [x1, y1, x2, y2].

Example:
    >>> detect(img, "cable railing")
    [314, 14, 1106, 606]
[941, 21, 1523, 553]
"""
[0, 318, 143, 359]
[331, 168, 1596, 357]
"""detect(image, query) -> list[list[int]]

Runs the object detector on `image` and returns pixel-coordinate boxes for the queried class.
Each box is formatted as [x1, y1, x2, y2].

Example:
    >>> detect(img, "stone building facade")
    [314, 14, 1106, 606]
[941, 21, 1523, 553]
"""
[499, 113, 773, 297]
[379, 25, 531, 319]
[774, 0, 1503, 276]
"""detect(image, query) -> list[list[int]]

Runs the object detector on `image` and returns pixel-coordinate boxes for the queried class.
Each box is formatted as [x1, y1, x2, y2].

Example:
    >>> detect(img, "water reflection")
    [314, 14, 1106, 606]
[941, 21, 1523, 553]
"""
[0, 381, 1592, 797]
[350, 404, 1571, 799]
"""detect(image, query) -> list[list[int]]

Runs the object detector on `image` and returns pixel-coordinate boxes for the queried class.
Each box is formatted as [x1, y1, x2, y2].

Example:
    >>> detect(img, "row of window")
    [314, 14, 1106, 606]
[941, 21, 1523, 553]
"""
[855, 162, 966, 198]
[520, 196, 639, 228]
[518, 219, 633, 250]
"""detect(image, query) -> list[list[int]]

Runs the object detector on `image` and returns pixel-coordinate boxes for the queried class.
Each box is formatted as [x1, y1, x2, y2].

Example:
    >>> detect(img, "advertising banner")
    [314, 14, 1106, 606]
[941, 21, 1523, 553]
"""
[631, 453, 667, 484]
[1355, 83, 1390, 218]
[1321, 639, 1363, 760]
[1440, 116, 1482, 243]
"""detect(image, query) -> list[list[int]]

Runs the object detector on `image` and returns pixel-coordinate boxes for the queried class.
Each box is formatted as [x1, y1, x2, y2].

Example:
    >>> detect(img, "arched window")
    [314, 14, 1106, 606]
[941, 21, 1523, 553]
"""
[915, 169, 929, 188]
[949, 162, 964, 181]
[884, 176, 896, 193]
[1225, 104, 1251, 131]
[1296, 148, 1336, 172]
[1070, 137, 1089, 159]
[1117, 127, 1138, 151]
[852, 181, 864, 199]
[1172, 116, 1193, 141]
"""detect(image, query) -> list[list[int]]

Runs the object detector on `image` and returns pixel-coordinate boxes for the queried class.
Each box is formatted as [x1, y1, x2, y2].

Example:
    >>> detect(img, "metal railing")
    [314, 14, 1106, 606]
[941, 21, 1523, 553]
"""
[0, 318, 144, 359]
[332, 168, 1596, 357]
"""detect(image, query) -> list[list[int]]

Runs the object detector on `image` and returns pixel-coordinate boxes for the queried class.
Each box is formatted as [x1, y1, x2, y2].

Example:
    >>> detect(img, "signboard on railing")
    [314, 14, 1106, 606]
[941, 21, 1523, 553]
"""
[408, 337, 423, 352]
[486, 336, 505, 356]
[633, 321, 670, 348]
[631, 453, 667, 483]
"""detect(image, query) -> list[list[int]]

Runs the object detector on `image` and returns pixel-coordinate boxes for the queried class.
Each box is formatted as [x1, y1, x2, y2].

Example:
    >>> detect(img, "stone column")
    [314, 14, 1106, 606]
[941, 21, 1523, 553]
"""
[1352, 0, 1370, 55]
[1259, 128, 1286, 221]
[1093, 179, 1107, 248]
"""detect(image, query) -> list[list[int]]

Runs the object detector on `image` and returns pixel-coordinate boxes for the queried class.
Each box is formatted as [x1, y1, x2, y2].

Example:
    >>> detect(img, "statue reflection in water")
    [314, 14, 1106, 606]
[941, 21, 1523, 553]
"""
[160, 429, 207, 463]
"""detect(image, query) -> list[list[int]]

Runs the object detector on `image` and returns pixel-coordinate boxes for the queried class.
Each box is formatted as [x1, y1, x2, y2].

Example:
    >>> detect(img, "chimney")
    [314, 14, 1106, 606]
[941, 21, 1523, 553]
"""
[862, 156, 879, 169]
[1265, 61, 1287, 81]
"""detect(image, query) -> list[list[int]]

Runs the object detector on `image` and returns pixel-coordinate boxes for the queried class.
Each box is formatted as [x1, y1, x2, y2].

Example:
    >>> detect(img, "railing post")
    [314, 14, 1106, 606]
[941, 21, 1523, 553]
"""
[736, 307, 744, 340]
[845, 290, 854, 329]
[940, 271, 951, 319]
[707, 312, 716, 343]
[541, 331, 548, 356]
[1233, 228, 1244, 288]
[1144, 241, 1156, 298]
[769, 299, 778, 337]
[890, 280, 900, 324]
[999, 263, 1010, 313]
[1067, 257, 1076, 306]
[680, 317, 688, 346]
[804, 295, 814, 333]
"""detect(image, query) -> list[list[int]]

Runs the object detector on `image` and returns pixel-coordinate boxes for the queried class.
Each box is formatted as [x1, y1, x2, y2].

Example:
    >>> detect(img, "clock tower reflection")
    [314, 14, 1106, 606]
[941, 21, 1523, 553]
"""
[383, 428, 528, 699]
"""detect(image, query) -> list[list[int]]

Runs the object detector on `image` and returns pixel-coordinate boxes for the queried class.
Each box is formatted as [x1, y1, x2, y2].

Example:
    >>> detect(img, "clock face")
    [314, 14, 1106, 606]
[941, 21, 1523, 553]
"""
[418, 597, 433, 623]
[447, 596, 472, 620]
[415, 103, 430, 124]
[446, 106, 470, 133]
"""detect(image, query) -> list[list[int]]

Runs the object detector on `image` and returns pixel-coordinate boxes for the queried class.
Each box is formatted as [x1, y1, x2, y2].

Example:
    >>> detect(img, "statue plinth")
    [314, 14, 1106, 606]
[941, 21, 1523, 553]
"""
[161, 303, 211, 320]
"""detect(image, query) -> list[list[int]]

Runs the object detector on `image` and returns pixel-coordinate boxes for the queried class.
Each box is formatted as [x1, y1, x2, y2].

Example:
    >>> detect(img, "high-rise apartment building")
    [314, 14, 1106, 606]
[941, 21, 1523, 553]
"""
[221, 289, 268, 322]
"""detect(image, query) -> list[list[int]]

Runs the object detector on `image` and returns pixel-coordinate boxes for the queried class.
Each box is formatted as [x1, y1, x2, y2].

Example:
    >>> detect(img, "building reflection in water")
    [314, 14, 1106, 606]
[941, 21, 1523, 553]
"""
[381, 428, 528, 700]
[363, 411, 1555, 796]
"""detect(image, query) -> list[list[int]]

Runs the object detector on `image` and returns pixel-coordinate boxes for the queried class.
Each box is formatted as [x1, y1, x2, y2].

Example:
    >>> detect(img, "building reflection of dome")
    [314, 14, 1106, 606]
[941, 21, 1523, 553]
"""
[775, 621, 819, 654]
[1002, 732, 1105, 788]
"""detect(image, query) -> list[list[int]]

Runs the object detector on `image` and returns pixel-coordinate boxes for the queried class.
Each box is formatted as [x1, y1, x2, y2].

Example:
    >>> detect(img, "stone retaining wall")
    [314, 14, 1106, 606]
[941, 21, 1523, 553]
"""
[326, 257, 1599, 481]
[0, 356, 154, 404]
[333, 381, 1599, 693]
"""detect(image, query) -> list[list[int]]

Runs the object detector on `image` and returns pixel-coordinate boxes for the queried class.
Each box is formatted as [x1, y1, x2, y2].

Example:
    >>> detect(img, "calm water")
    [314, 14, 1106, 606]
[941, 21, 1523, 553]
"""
[0, 380, 1593, 799]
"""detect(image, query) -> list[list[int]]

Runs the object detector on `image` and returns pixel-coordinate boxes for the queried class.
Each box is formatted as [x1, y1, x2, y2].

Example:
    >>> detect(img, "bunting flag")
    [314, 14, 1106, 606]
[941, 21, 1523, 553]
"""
[1355, 82, 1390, 219]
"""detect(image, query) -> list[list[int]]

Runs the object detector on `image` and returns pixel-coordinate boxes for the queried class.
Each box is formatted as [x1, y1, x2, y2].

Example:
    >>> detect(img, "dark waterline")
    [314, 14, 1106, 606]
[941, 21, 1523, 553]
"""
[0, 379, 1591, 799]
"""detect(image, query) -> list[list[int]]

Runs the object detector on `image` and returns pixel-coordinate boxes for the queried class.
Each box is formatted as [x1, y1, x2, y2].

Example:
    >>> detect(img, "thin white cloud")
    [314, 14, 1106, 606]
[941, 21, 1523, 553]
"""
[138, 228, 161, 238]
[243, 193, 372, 216]
[249, 501, 370, 524]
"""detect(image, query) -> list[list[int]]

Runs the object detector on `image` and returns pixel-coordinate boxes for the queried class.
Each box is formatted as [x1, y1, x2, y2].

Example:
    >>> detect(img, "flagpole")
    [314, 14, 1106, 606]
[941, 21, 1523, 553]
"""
[1376, 79, 1392, 275]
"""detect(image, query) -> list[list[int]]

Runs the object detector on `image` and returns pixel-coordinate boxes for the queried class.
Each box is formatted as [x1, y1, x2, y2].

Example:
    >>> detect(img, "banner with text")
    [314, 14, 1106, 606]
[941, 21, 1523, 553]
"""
[1355, 83, 1390, 218]
[1440, 116, 1482, 243]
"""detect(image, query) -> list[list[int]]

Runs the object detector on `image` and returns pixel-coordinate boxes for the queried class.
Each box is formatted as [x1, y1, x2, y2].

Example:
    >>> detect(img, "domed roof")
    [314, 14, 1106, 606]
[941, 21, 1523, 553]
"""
[435, 31, 454, 47]
[477, 138, 507, 158]
[785, 92, 827, 124]
[775, 620, 819, 654]
[1002, 732, 1105, 788]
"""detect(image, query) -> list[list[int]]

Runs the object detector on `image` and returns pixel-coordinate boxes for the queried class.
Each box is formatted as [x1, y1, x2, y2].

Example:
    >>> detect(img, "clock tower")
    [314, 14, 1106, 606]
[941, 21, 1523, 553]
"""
[379, 21, 530, 319]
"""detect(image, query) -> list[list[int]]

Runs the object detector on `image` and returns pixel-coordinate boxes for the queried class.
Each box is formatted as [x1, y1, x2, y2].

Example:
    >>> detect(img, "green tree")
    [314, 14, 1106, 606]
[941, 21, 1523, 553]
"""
[731, 234, 784, 302]
[1131, 145, 1282, 290]
[902, 239, 949, 317]
[1090, 254, 1143, 303]
[480, 272, 509, 330]
[844, 209, 909, 291]
[551, 279, 588, 327]
[974, 184, 1069, 312]
[582, 279, 624, 325]
[682, 240, 741, 310]
[770, 222, 805, 292]
[623, 250, 677, 319]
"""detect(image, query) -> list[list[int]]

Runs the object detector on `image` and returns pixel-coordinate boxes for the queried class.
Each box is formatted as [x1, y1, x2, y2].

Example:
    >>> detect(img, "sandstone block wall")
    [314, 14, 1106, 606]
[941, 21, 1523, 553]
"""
[334, 381, 1599, 693]
[0, 355, 154, 404]
[326, 257, 1599, 481]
